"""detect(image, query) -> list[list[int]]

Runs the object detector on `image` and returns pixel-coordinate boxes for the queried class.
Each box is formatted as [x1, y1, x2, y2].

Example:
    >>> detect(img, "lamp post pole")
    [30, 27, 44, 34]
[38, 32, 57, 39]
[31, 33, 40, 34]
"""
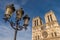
[3, 4, 30, 40]
[14, 30, 17, 40]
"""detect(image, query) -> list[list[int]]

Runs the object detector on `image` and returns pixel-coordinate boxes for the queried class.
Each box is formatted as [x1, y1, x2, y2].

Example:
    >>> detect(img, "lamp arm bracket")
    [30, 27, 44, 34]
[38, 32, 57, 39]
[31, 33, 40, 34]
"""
[8, 20, 17, 30]
[17, 26, 24, 31]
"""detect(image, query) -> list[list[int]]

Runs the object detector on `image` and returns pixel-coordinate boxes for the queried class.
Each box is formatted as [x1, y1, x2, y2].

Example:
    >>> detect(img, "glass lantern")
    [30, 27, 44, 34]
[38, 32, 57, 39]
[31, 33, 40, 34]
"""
[16, 8, 24, 21]
[5, 4, 15, 19]
[23, 15, 30, 26]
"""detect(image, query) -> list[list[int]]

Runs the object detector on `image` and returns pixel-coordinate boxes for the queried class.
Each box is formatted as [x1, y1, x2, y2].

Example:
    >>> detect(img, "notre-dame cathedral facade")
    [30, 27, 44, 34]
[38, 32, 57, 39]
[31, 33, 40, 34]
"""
[32, 10, 60, 40]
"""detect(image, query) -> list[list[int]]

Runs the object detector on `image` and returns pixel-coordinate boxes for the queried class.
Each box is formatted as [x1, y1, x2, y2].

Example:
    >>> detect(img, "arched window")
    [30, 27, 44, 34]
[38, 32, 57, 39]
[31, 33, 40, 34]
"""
[35, 35, 40, 40]
[51, 33, 53, 37]
[34, 20, 38, 26]
[40, 20, 42, 25]
[37, 20, 38, 26]
[34, 20, 36, 26]
[35, 36, 37, 40]
[47, 16, 50, 22]
[50, 15, 53, 21]
[38, 35, 39, 40]
[54, 32, 57, 36]
[51, 32, 57, 37]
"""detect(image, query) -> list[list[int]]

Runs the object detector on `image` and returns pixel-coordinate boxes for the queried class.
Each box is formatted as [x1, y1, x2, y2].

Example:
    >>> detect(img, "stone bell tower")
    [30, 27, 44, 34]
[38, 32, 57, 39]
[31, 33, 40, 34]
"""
[45, 10, 59, 28]
[32, 16, 44, 40]
[32, 16, 43, 27]
[32, 10, 60, 40]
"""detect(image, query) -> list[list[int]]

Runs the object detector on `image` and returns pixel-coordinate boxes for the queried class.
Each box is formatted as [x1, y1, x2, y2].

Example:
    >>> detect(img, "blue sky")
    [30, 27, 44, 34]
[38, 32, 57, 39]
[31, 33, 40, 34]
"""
[0, 0, 60, 40]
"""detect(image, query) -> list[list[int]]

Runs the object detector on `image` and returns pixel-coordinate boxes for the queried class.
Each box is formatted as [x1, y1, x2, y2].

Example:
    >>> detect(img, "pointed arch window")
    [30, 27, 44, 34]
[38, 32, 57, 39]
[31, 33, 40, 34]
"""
[51, 33, 53, 37]
[34, 20, 36, 26]
[34, 19, 39, 26]
[35, 36, 37, 40]
[54, 32, 57, 36]
[40, 20, 42, 25]
[51, 32, 57, 37]
[50, 14, 53, 21]
[47, 16, 50, 22]
[37, 20, 38, 26]
[35, 35, 40, 40]
[38, 35, 39, 40]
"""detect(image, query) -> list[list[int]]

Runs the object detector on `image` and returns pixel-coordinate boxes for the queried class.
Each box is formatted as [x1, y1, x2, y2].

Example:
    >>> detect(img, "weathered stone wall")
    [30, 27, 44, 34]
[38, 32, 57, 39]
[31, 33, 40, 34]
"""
[32, 10, 60, 40]
[41, 37, 60, 40]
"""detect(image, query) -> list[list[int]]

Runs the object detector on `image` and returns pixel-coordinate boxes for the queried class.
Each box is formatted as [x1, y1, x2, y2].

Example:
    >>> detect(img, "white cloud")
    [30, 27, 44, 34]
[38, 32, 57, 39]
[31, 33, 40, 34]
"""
[0, 37, 13, 40]
[14, 4, 21, 10]
[0, 0, 29, 11]
[0, 22, 32, 40]
[0, 0, 15, 10]
[21, 0, 29, 5]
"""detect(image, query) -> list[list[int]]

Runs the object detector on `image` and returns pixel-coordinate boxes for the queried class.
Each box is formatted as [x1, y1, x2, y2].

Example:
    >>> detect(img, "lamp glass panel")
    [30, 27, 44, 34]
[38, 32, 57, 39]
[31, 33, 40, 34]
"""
[24, 18, 29, 25]
[5, 8, 13, 15]
[5, 8, 14, 19]
[17, 11, 22, 18]
[16, 10, 24, 19]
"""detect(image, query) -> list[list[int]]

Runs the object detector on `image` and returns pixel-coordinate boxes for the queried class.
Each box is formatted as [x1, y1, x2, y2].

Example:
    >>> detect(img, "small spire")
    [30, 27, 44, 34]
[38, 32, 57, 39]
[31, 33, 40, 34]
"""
[50, 10, 53, 13]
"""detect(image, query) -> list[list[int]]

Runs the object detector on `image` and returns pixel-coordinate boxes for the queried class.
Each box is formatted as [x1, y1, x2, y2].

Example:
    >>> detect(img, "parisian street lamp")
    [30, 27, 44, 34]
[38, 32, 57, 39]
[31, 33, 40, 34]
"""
[3, 4, 30, 40]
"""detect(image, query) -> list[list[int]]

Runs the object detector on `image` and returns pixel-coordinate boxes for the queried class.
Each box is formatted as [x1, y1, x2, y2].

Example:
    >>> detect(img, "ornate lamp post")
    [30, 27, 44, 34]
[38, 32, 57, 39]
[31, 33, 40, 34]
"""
[3, 4, 30, 40]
